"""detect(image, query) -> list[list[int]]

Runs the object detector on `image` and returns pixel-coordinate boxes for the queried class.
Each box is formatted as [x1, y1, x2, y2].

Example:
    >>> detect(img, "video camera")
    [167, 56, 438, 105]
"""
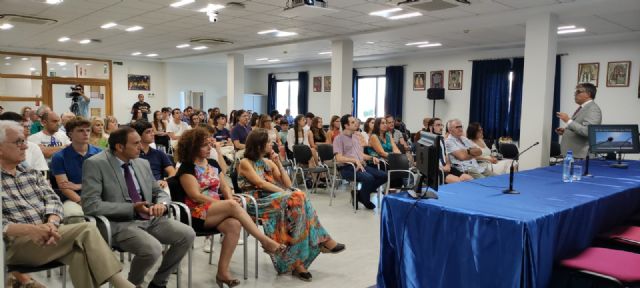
[66, 85, 83, 98]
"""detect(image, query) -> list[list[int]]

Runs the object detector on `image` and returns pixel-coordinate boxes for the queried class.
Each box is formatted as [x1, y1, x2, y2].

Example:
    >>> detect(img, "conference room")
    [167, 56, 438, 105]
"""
[1, 0, 640, 287]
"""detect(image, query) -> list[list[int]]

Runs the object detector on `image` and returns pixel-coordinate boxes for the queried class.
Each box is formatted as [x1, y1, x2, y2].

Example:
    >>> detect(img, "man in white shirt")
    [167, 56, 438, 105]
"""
[59, 111, 76, 133]
[27, 111, 70, 159]
[0, 112, 48, 172]
[445, 119, 495, 179]
[167, 108, 191, 147]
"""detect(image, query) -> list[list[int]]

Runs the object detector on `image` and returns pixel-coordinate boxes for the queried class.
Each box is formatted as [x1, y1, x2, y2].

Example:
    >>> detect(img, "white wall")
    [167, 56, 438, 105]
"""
[164, 62, 227, 112]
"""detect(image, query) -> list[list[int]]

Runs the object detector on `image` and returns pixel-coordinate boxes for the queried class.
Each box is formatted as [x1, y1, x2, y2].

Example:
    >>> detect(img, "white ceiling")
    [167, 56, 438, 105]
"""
[1, 0, 639, 67]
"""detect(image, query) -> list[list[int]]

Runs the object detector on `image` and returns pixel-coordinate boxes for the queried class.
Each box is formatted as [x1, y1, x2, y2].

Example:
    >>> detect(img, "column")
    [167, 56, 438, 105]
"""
[227, 53, 244, 113]
[519, 13, 558, 170]
[330, 39, 354, 116]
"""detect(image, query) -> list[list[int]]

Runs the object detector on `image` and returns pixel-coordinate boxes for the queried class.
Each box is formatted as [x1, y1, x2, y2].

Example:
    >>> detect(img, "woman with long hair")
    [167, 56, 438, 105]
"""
[131, 107, 144, 124]
[362, 117, 375, 145]
[237, 128, 345, 282]
[328, 115, 341, 143]
[20, 106, 33, 127]
[228, 110, 237, 128]
[368, 117, 400, 159]
[310, 117, 330, 148]
[427, 118, 473, 183]
[189, 113, 205, 129]
[152, 110, 170, 151]
[175, 128, 285, 287]
[89, 116, 109, 148]
[104, 115, 119, 136]
[466, 122, 511, 175]
[207, 107, 221, 129]
[257, 114, 282, 147]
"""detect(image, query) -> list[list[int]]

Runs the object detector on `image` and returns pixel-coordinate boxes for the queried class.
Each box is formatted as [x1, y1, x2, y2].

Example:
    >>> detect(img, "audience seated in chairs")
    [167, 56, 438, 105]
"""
[361, 117, 375, 146]
[0, 112, 48, 173]
[230, 110, 251, 158]
[151, 110, 170, 152]
[426, 118, 473, 183]
[27, 111, 70, 160]
[466, 122, 512, 175]
[237, 128, 345, 282]
[167, 108, 191, 147]
[0, 120, 135, 288]
[287, 115, 320, 180]
[81, 127, 195, 288]
[132, 121, 176, 191]
[174, 128, 285, 287]
[368, 117, 401, 162]
[445, 119, 496, 179]
[51, 117, 103, 222]
[334, 115, 388, 210]
[89, 116, 109, 149]
[104, 115, 119, 136]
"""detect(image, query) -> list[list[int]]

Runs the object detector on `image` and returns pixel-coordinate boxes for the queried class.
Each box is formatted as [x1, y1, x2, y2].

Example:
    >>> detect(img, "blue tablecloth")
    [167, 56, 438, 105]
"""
[377, 160, 640, 288]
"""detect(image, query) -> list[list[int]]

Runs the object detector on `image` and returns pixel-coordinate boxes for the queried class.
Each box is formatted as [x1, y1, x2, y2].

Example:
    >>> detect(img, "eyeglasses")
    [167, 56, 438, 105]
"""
[7, 139, 27, 147]
[455, 125, 463, 129]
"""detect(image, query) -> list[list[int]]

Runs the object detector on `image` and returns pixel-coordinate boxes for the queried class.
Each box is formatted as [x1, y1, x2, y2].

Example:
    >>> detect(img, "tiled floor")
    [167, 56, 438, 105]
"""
[28, 184, 382, 288]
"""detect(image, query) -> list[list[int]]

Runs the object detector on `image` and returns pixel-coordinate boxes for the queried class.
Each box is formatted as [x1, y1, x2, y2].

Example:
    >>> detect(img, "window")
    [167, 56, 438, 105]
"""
[276, 80, 299, 115]
[356, 76, 386, 120]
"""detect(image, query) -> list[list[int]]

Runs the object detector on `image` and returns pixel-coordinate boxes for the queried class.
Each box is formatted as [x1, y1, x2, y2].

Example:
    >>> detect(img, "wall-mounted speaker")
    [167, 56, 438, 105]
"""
[427, 88, 445, 100]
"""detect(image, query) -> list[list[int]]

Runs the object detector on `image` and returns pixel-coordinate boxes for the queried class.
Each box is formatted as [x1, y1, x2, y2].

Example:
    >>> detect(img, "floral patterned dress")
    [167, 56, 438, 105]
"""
[184, 163, 221, 220]
[237, 158, 331, 274]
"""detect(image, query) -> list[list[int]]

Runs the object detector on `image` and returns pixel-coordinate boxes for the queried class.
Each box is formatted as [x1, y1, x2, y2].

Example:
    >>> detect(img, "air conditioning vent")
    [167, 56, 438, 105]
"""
[0, 14, 58, 25]
[190, 38, 234, 45]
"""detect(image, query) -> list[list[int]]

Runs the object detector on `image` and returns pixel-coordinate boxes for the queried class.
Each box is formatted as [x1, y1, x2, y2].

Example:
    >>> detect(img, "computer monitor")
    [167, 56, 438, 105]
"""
[588, 124, 640, 154]
[411, 131, 441, 199]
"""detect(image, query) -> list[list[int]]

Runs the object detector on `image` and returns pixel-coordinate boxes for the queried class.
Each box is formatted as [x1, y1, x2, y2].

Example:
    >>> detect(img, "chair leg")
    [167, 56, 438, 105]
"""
[59, 266, 63, 276]
[47, 269, 51, 278]
[299, 169, 309, 194]
[243, 229, 248, 280]
[62, 266, 67, 288]
[188, 247, 193, 288]
[254, 231, 259, 279]
[119, 252, 124, 263]
[208, 236, 214, 265]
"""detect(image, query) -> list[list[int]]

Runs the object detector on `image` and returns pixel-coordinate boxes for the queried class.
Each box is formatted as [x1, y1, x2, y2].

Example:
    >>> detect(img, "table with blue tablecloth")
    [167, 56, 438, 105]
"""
[377, 160, 640, 288]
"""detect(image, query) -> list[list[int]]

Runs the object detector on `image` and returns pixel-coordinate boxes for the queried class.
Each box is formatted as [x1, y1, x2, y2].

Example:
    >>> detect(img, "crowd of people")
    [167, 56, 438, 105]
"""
[1, 94, 524, 287]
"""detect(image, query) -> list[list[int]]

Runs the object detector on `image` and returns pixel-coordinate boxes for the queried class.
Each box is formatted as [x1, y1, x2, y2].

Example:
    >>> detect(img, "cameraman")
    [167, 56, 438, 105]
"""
[69, 84, 90, 118]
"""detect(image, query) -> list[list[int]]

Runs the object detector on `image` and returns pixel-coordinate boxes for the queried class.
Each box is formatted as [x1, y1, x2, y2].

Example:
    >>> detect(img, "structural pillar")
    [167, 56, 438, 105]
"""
[519, 13, 558, 170]
[330, 39, 354, 116]
[227, 53, 244, 114]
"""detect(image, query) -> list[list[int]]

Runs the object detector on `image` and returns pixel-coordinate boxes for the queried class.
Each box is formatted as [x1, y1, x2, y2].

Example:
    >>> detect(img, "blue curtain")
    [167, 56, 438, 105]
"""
[384, 66, 404, 118]
[298, 71, 309, 115]
[469, 59, 511, 141]
[551, 55, 562, 142]
[352, 68, 358, 116]
[267, 73, 277, 113]
[508, 58, 524, 141]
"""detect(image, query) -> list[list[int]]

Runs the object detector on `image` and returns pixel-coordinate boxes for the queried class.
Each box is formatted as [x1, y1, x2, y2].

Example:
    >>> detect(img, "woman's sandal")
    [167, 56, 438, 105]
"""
[215, 276, 240, 288]
[292, 270, 313, 282]
[320, 242, 346, 254]
[263, 243, 287, 256]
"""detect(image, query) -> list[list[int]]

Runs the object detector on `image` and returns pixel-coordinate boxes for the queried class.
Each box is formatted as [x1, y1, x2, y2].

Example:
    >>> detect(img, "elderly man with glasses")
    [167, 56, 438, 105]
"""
[555, 83, 602, 159]
[445, 119, 496, 179]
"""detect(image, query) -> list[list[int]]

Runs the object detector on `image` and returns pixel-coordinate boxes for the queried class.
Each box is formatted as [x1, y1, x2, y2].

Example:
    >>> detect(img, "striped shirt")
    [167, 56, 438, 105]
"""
[1, 166, 64, 228]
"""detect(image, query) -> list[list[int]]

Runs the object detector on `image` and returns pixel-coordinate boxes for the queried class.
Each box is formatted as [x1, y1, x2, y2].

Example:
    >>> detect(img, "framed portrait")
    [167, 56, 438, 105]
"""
[128, 74, 150, 91]
[313, 76, 322, 92]
[606, 61, 631, 87]
[430, 70, 444, 89]
[448, 70, 463, 90]
[324, 76, 331, 92]
[577, 63, 599, 87]
[413, 72, 426, 91]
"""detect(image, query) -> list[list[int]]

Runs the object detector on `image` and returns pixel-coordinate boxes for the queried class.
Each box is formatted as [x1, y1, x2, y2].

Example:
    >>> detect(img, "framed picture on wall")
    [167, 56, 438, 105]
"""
[448, 70, 463, 90]
[313, 76, 322, 92]
[324, 76, 331, 92]
[430, 70, 444, 88]
[577, 63, 599, 87]
[413, 72, 426, 91]
[128, 74, 150, 91]
[606, 61, 631, 87]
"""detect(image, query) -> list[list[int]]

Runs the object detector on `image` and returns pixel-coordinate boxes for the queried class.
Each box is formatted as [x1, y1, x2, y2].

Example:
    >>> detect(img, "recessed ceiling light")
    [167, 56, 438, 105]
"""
[192, 46, 207, 50]
[4, 56, 11, 60]
[0, 23, 14, 30]
[406, 41, 430, 46]
[267, 59, 280, 62]
[21, 57, 29, 61]
[557, 28, 586, 34]
[79, 39, 91, 44]
[50, 68, 55, 70]
[557, 25, 576, 30]
[198, 4, 225, 12]
[275, 31, 297, 37]
[85, 63, 92, 66]
[146, 53, 158, 57]
[131, 52, 142, 56]
[45, 0, 63, 4]
[126, 26, 143, 32]
[366, 41, 375, 44]
[29, 67, 36, 71]
[58, 36, 70, 42]
[101, 22, 117, 29]
[57, 61, 66, 66]
[388, 12, 422, 20]
[4, 63, 10, 66]
[369, 8, 402, 17]
[417, 43, 442, 48]
[170, 0, 195, 8]
[318, 51, 331, 55]
[258, 29, 278, 35]
[256, 58, 268, 61]
[176, 44, 190, 48]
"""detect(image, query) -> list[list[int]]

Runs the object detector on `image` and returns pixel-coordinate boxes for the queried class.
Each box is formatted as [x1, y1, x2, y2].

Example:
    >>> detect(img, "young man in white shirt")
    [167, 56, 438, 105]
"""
[167, 108, 191, 147]
[27, 111, 70, 159]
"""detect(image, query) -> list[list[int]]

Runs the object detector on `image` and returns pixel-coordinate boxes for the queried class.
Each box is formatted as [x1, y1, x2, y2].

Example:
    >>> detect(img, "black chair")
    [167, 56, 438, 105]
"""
[499, 143, 519, 159]
[291, 144, 329, 194]
[381, 153, 419, 208]
[550, 142, 563, 165]
[484, 138, 494, 150]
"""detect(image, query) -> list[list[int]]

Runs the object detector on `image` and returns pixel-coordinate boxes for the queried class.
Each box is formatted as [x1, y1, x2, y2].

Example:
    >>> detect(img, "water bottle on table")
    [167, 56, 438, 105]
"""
[562, 150, 574, 183]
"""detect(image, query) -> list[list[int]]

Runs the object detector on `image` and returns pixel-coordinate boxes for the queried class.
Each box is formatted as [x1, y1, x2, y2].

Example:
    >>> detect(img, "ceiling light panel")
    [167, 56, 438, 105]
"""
[0, 23, 14, 30]
[176, 44, 190, 48]
[557, 25, 576, 30]
[388, 12, 422, 20]
[170, 0, 195, 8]
[58, 37, 70, 42]
[417, 43, 442, 48]
[406, 41, 430, 46]
[369, 8, 403, 17]
[131, 52, 142, 56]
[192, 46, 207, 50]
[79, 39, 91, 44]
[146, 53, 158, 57]
[101, 22, 118, 29]
[126, 26, 143, 32]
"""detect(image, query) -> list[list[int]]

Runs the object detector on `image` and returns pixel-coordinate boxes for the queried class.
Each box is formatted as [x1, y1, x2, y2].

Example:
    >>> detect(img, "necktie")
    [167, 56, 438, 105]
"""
[122, 163, 149, 219]
[571, 106, 582, 119]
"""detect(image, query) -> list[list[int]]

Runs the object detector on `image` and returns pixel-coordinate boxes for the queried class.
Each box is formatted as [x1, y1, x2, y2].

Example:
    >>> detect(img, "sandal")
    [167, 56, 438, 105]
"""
[263, 243, 287, 256]
[292, 270, 312, 282]
[215, 276, 240, 288]
[321, 242, 346, 254]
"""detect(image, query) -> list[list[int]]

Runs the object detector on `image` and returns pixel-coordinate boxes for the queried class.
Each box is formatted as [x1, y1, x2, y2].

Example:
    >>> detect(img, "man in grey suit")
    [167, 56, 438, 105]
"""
[82, 127, 195, 288]
[556, 83, 602, 159]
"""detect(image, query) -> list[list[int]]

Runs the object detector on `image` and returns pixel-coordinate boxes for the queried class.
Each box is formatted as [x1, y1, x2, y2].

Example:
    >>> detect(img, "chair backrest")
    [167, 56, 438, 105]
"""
[387, 153, 411, 170]
[316, 144, 335, 162]
[292, 144, 313, 164]
[484, 138, 494, 150]
[550, 141, 562, 157]
[499, 143, 519, 159]
[167, 176, 186, 203]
